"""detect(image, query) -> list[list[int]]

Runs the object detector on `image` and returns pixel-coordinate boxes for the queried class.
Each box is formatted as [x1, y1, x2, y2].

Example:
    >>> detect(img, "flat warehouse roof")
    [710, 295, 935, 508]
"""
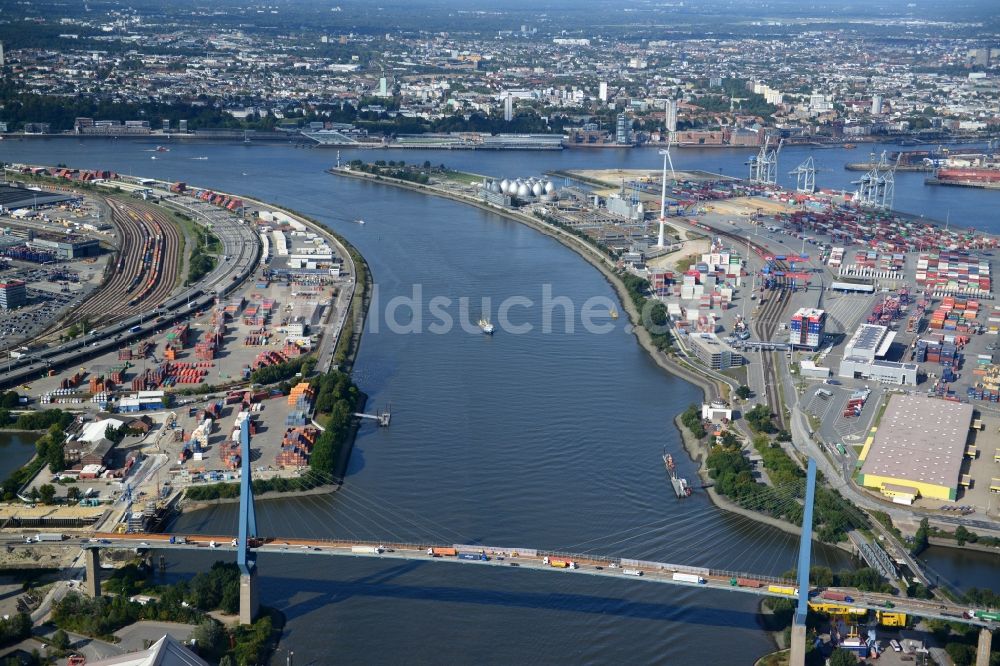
[848, 324, 887, 353]
[860, 394, 972, 489]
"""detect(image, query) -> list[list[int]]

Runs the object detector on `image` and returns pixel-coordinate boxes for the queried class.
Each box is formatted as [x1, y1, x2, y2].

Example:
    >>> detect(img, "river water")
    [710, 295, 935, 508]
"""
[0, 138, 996, 663]
[0, 432, 37, 482]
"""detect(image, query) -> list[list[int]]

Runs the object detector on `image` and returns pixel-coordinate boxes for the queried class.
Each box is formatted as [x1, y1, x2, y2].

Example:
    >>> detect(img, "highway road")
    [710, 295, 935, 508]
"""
[6, 533, 993, 630]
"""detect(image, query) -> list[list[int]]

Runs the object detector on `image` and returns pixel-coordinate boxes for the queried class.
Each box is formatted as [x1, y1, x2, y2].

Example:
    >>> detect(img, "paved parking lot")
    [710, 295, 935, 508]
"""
[823, 292, 877, 336]
[0, 258, 110, 348]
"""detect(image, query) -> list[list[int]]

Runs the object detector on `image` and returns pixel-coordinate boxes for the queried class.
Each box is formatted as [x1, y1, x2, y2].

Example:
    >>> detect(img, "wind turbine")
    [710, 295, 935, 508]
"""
[657, 135, 676, 248]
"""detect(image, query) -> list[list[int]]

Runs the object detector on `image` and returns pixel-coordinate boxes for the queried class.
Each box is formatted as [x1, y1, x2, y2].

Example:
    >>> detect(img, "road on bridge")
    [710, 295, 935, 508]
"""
[19, 532, 989, 631]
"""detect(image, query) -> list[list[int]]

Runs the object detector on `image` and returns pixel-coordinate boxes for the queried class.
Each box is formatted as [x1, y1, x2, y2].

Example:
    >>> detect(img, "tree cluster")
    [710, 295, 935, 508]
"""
[744, 404, 776, 433]
[308, 370, 360, 475]
[618, 273, 672, 351]
[249, 355, 317, 386]
[805, 566, 894, 593]
[349, 160, 430, 185]
[926, 522, 1000, 549]
[705, 434, 867, 543]
[187, 226, 219, 284]
[0, 392, 21, 409]
[0, 408, 74, 431]
[53, 561, 278, 663]
[185, 470, 334, 500]
[0, 613, 31, 648]
[680, 404, 706, 439]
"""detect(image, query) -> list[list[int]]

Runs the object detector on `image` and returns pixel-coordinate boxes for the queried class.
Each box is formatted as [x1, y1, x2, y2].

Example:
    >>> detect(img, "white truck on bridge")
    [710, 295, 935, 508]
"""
[30, 533, 65, 543]
[351, 545, 384, 555]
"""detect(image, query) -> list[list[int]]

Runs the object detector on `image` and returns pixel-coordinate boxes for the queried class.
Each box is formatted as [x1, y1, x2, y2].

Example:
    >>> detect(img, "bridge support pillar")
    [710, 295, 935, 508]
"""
[789, 458, 817, 666]
[240, 570, 259, 626]
[237, 418, 259, 625]
[976, 627, 992, 666]
[788, 624, 807, 666]
[83, 548, 101, 598]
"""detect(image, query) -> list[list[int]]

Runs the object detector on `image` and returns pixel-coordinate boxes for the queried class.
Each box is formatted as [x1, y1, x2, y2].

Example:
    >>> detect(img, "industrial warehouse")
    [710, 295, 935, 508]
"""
[838, 324, 919, 385]
[858, 394, 973, 503]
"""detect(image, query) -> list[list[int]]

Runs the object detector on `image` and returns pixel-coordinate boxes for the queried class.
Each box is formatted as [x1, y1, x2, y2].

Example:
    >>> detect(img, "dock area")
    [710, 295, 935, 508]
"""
[354, 407, 391, 427]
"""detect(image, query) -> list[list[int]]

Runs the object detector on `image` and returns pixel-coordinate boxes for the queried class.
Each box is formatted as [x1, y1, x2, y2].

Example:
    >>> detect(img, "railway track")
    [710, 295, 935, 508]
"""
[753, 280, 791, 430]
[688, 221, 791, 430]
[72, 198, 181, 324]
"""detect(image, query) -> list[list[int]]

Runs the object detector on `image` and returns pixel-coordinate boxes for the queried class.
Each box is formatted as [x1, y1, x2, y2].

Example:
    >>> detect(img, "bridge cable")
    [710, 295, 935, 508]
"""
[283, 480, 451, 545]
[655, 493, 806, 564]
[575, 489, 806, 560]
[264, 470, 423, 542]
[331, 474, 473, 542]
[302, 471, 469, 543]
[287, 491, 364, 541]
[569, 487, 805, 558]
[636, 487, 809, 559]
[559, 479, 808, 555]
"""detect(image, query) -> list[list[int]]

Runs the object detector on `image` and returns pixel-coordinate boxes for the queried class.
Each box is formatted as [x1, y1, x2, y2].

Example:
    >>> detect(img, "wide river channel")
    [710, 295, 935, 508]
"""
[1, 138, 996, 663]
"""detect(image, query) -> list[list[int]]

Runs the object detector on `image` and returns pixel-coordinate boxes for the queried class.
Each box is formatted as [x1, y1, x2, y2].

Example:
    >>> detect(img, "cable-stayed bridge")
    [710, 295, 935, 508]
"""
[31, 422, 999, 665]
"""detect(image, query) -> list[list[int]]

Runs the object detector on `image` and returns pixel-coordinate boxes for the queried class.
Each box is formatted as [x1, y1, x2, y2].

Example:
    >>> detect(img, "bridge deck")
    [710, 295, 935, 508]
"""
[69, 532, 992, 628]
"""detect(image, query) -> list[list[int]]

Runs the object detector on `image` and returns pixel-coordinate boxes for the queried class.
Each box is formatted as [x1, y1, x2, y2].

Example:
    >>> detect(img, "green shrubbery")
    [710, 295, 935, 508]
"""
[0, 408, 74, 431]
[0, 613, 31, 648]
[54, 562, 278, 663]
[308, 370, 359, 475]
[705, 434, 867, 544]
[680, 404, 706, 439]
[249, 355, 316, 385]
[186, 225, 220, 284]
[744, 403, 775, 433]
[185, 471, 335, 500]
[619, 273, 672, 351]
[349, 160, 430, 184]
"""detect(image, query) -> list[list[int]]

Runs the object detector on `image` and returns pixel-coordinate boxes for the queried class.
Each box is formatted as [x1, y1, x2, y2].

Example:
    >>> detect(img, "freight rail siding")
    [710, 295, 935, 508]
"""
[683, 219, 792, 430]
[41, 533, 996, 628]
[71, 198, 181, 324]
[753, 273, 791, 430]
[0, 199, 259, 390]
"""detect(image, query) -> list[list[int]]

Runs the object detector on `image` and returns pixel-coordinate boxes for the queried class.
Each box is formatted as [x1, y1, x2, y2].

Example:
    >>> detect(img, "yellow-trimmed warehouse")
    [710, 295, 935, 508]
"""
[857, 394, 972, 503]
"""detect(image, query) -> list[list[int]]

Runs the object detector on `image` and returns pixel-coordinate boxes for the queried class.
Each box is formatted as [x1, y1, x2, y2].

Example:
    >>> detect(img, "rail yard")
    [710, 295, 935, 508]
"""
[71, 198, 181, 323]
